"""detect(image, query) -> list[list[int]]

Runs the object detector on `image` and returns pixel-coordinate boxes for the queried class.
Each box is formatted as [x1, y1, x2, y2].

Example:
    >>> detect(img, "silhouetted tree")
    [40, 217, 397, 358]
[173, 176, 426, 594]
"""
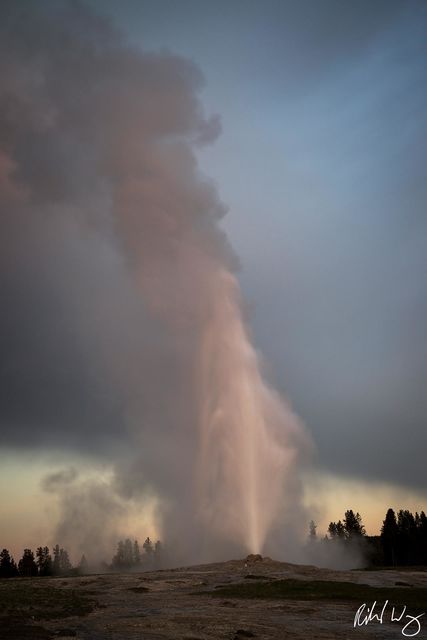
[419, 511, 427, 564]
[112, 540, 125, 570]
[413, 512, 425, 565]
[343, 510, 366, 539]
[0, 548, 18, 577]
[143, 537, 153, 556]
[381, 508, 398, 566]
[36, 546, 52, 576]
[328, 520, 345, 539]
[396, 509, 418, 565]
[18, 549, 38, 577]
[142, 537, 154, 568]
[59, 548, 72, 573]
[53, 544, 61, 574]
[52, 544, 72, 575]
[112, 539, 134, 571]
[123, 539, 133, 568]
[397, 510, 409, 564]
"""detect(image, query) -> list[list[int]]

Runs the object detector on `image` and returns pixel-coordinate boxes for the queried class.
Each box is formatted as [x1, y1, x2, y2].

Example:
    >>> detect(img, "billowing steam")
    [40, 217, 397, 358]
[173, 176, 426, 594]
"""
[0, 1, 311, 564]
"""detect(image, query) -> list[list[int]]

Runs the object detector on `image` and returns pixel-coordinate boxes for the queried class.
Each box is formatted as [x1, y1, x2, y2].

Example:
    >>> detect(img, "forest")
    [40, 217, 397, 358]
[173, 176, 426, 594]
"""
[308, 508, 427, 567]
[0, 537, 163, 578]
[1, 507, 426, 578]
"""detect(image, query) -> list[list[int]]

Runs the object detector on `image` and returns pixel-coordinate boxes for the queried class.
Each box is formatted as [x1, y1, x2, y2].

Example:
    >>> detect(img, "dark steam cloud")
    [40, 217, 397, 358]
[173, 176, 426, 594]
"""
[41, 467, 78, 492]
[0, 0, 226, 455]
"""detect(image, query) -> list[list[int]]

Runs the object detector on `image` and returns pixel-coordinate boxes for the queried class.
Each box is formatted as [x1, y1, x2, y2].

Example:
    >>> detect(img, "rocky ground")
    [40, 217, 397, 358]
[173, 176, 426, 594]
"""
[1, 556, 426, 640]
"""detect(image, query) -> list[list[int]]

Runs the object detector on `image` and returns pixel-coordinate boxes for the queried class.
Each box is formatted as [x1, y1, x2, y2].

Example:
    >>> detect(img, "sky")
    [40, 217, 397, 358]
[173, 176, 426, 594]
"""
[0, 0, 426, 563]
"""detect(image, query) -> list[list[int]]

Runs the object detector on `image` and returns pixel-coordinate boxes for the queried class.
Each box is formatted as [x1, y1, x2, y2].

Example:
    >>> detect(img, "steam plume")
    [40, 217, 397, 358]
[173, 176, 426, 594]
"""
[0, 1, 311, 563]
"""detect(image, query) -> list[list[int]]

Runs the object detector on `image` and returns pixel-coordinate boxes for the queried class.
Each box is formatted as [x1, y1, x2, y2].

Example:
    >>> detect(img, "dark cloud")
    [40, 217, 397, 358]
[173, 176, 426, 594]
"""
[89, 0, 412, 103]
[0, 0, 225, 454]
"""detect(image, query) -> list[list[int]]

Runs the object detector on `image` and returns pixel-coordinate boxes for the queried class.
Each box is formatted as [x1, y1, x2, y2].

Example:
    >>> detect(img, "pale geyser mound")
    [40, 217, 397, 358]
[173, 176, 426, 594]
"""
[0, 1, 312, 563]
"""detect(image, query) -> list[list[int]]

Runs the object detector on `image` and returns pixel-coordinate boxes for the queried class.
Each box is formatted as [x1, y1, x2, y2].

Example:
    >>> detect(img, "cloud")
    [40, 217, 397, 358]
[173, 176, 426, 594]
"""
[0, 0, 311, 563]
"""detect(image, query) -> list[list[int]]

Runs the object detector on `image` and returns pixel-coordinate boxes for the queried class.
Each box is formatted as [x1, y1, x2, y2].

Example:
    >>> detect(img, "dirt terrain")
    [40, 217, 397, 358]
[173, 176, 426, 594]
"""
[1, 556, 426, 640]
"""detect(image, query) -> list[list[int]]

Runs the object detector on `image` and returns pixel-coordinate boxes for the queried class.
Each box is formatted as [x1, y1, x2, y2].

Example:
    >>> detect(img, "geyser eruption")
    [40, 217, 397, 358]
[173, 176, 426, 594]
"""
[0, 1, 312, 562]
[197, 269, 308, 554]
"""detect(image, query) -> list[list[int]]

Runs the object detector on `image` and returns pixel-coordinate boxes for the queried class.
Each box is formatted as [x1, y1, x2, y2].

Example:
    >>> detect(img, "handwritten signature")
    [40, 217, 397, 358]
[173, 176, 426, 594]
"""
[354, 600, 425, 637]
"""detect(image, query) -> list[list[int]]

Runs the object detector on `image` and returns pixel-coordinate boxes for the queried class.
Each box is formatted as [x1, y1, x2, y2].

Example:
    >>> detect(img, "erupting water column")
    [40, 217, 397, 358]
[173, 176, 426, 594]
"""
[196, 269, 305, 555]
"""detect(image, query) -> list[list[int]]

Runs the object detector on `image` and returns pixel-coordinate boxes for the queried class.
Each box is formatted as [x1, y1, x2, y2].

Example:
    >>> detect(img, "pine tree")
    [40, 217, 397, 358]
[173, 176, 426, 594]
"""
[397, 510, 417, 565]
[53, 544, 61, 575]
[419, 512, 427, 564]
[51, 544, 72, 574]
[142, 537, 154, 568]
[143, 537, 153, 556]
[328, 520, 345, 539]
[0, 548, 18, 578]
[18, 549, 38, 577]
[59, 548, 72, 573]
[112, 540, 126, 570]
[123, 539, 133, 568]
[36, 546, 52, 576]
[381, 508, 398, 566]
[343, 510, 366, 538]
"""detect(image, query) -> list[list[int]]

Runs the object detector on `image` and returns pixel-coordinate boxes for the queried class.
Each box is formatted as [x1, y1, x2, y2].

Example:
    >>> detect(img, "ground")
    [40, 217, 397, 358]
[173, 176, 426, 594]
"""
[1, 556, 426, 639]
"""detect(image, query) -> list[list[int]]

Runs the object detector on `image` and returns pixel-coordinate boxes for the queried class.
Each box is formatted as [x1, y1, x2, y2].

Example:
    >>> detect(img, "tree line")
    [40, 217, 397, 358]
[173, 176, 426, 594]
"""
[0, 536, 164, 578]
[309, 507, 427, 566]
[0, 545, 75, 578]
[111, 537, 163, 571]
[380, 508, 427, 566]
